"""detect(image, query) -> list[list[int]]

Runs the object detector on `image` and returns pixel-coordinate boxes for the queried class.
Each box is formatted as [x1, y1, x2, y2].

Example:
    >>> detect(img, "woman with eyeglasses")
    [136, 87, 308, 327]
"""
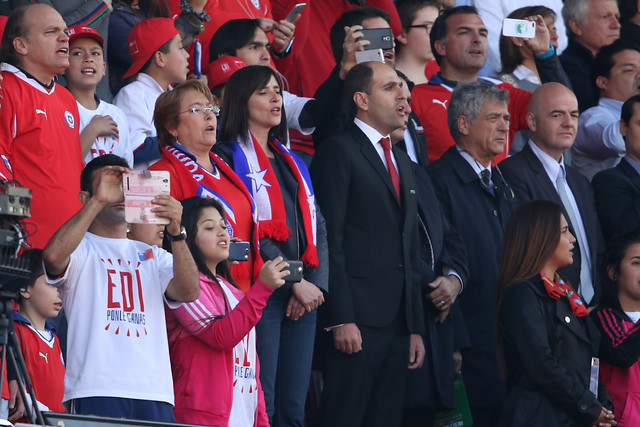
[497, 200, 615, 427]
[214, 65, 328, 426]
[149, 79, 261, 292]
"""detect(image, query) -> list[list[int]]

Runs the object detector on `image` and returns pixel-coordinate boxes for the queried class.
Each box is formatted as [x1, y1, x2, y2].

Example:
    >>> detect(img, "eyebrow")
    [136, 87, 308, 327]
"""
[247, 41, 268, 47]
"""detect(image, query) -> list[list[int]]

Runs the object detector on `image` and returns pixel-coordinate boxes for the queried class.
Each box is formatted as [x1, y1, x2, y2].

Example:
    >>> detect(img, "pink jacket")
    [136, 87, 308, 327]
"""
[593, 307, 640, 427]
[166, 272, 272, 426]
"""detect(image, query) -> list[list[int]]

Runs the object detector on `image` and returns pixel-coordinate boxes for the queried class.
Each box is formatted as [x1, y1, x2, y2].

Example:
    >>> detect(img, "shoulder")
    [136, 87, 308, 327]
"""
[502, 276, 547, 307]
[593, 165, 626, 185]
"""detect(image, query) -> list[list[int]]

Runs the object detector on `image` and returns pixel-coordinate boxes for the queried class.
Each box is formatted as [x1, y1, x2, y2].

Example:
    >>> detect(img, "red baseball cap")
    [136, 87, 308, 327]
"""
[122, 17, 179, 80]
[68, 25, 104, 48]
[207, 56, 247, 89]
[0, 15, 8, 46]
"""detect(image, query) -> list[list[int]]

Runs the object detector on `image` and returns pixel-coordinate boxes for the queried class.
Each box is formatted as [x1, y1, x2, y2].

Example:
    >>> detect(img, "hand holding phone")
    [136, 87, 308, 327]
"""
[502, 18, 536, 38]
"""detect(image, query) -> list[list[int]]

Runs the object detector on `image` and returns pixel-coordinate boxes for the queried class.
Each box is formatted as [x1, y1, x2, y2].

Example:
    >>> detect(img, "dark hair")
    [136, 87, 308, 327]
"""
[154, 79, 215, 149]
[430, 5, 478, 66]
[209, 19, 263, 61]
[395, 0, 440, 29]
[497, 200, 565, 306]
[139, 36, 174, 75]
[80, 154, 129, 195]
[344, 62, 376, 118]
[591, 39, 640, 90]
[330, 6, 391, 64]
[601, 231, 640, 312]
[17, 249, 45, 302]
[218, 65, 287, 144]
[113, 0, 170, 18]
[621, 93, 640, 126]
[619, 0, 639, 23]
[499, 6, 556, 74]
[0, 5, 33, 66]
[167, 196, 238, 288]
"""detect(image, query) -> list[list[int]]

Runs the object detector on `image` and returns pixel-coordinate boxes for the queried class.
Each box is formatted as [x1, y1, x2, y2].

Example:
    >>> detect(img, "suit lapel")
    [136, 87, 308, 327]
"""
[522, 144, 562, 204]
[350, 125, 401, 206]
[554, 298, 592, 345]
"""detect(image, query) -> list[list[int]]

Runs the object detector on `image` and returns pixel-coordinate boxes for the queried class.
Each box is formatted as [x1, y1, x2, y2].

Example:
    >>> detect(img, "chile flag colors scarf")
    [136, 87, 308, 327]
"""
[229, 134, 318, 267]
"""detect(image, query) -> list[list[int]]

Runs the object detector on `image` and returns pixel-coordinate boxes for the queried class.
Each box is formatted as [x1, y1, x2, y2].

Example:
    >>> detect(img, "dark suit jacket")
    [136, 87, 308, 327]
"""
[500, 143, 603, 304]
[592, 157, 640, 239]
[396, 112, 429, 168]
[560, 40, 597, 112]
[310, 123, 423, 333]
[427, 146, 517, 408]
[499, 276, 612, 427]
[404, 163, 470, 411]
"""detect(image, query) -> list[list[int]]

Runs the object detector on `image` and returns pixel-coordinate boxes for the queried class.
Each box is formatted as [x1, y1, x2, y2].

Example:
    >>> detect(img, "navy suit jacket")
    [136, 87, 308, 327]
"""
[427, 146, 516, 408]
[310, 123, 424, 333]
[592, 157, 640, 239]
[500, 143, 603, 305]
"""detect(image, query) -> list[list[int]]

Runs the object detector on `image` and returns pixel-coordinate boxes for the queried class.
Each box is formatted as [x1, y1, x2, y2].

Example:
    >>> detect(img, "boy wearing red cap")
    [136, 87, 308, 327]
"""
[113, 18, 189, 167]
[65, 25, 134, 167]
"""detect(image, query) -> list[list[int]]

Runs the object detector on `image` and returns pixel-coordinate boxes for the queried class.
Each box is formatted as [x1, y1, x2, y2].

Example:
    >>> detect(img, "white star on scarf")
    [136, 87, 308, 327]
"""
[247, 166, 271, 194]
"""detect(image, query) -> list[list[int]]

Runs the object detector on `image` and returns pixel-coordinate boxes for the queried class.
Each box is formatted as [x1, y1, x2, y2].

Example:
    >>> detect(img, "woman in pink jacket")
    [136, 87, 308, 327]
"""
[592, 232, 640, 427]
[164, 196, 289, 426]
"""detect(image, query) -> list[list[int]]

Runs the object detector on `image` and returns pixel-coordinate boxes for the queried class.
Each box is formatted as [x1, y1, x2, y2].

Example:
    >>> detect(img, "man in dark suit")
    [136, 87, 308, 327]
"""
[311, 61, 425, 427]
[427, 80, 517, 427]
[500, 82, 602, 306]
[593, 94, 640, 239]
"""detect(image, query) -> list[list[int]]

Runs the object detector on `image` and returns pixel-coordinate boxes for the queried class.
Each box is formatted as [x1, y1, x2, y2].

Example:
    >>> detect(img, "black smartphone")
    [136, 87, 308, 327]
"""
[283, 260, 304, 282]
[360, 28, 394, 51]
[229, 241, 250, 262]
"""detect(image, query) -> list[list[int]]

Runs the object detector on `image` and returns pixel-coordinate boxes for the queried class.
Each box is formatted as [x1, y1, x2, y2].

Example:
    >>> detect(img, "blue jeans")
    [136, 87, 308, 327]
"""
[256, 287, 316, 427]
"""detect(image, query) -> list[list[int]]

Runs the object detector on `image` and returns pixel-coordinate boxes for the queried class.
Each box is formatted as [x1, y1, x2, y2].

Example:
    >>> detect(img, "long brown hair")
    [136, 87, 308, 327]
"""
[497, 199, 563, 307]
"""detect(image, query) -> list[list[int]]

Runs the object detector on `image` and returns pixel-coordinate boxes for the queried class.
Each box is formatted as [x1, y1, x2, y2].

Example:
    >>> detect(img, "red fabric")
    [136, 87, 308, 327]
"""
[13, 321, 65, 413]
[411, 78, 531, 163]
[149, 147, 263, 292]
[424, 59, 440, 80]
[540, 272, 589, 317]
[380, 138, 400, 200]
[168, 0, 273, 80]
[167, 275, 272, 426]
[0, 69, 84, 249]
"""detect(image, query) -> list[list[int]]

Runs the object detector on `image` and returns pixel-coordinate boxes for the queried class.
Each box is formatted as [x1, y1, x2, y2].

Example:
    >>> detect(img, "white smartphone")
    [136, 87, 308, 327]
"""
[355, 48, 385, 64]
[285, 3, 306, 22]
[502, 18, 536, 38]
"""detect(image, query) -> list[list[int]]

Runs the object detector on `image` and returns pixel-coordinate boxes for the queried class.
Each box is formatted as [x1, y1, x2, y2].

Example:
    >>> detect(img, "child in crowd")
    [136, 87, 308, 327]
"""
[13, 249, 65, 419]
[65, 26, 134, 167]
[593, 233, 640, 426]
[165, 197, 289, 426]
[113, 17, 189, 167]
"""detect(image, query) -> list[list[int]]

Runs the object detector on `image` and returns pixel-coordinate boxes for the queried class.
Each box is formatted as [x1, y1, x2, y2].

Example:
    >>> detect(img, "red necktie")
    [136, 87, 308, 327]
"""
[380, 138, 401, 201]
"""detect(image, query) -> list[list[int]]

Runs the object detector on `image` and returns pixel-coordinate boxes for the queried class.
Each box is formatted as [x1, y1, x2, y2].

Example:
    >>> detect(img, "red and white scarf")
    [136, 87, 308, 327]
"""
[230, 134, 318, 267]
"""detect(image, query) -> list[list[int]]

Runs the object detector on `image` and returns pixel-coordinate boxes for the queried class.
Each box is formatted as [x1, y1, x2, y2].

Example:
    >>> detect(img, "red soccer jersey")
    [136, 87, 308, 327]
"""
[13, 319, 65, 414]
[0, 65, 84, 249]
[411, 75, 531, 163]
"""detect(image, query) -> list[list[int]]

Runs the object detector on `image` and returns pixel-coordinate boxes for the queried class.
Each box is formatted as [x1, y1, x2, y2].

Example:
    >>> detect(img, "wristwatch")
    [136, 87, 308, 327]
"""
[167, 226, 187, 242]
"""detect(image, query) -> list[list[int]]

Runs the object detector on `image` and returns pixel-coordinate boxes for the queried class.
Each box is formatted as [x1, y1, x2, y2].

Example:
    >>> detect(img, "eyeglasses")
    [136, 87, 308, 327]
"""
[180, 106, 220, 116]
[408, 24, 434, 33]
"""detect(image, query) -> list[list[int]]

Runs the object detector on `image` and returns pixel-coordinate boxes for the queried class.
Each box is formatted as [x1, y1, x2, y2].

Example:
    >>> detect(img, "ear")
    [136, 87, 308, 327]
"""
[20, 289, 30, 301]
[568, 18, 583, 37]
[510, 36, 524, 48]
[434, 39, 446, 58]
[153, 50, 165, 68]
[620, 119, 628, 138]
[457, 115, 470, 136]
[79, 190, 91, 205]
[607, 265, 617, 282]
[353, 91, 369, 112]
[13, 36, 28, 57]
[525, 111, 537, 132]
[396, 31, 409, 46]
[595, 75, 608, 92]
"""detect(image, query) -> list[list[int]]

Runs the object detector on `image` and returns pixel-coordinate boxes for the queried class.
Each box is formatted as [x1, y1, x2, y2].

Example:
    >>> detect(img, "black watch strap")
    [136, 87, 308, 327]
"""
[167, 226, 187, 242]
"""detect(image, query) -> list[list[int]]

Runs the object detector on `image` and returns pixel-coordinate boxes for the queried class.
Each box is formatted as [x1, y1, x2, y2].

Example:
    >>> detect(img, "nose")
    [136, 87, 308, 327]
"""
[61, 30, 69, 42]
[611, 16, 621, 30]
[568, 230, 576, 244]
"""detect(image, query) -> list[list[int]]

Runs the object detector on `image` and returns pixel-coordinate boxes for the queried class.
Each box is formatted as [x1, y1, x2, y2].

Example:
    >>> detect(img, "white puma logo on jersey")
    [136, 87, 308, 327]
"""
[35, 109, 47, 119]
[38, 352, 48, 363]
[432, 99, 448, 109]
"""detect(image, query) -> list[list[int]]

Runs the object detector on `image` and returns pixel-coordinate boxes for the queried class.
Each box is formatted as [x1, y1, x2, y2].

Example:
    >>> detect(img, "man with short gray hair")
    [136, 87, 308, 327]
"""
[560, 0, 621, 111]
[427, 80, 517, 427]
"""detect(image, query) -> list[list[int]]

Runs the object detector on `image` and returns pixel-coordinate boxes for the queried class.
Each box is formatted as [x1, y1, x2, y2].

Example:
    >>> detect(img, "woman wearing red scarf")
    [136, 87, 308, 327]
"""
[150, 79, 261, 292]
[215, 65, 328, 426]
[496, 200, 615, 427]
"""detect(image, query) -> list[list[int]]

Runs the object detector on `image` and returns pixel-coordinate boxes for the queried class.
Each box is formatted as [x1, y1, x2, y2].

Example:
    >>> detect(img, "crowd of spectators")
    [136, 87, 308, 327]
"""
[3, 0, 640, 426]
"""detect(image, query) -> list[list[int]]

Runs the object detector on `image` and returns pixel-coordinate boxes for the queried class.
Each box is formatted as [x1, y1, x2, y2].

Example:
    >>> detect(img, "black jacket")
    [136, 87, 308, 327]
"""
[499, 276, 613, 426]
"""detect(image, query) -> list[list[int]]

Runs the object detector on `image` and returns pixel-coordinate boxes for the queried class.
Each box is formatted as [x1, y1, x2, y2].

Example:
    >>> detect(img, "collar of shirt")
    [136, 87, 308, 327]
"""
[512, 64, 540, 85]
[354, 117, 389, 146]
[456, 145, 491, 178]
[137, 72, 166, 95]
[624, 155, 640, 176]
[598, 97, 624, 112]
[528, 139, 564, 184]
